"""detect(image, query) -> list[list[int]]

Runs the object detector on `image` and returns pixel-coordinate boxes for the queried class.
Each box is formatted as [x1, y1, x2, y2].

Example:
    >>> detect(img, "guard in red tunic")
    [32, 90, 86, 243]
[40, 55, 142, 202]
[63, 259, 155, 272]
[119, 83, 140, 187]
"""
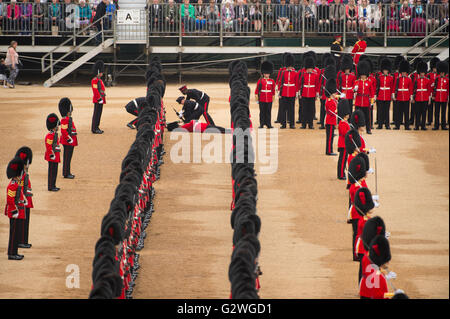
[91, 60, 106, 134]
[412, 61, 432, 130]
[277, 53, 298, 129]
[324, 77, 338, 156]
[338, 55, 356, 114]
[276, 53, 288, 124]
[360, 216, 386, 286]
[392, 56, 406, 126]
[255, 61, 275, 128]
[58, 98, 78, 179]
[298, 57, 319, 129]
[426, 57, 440, 126]
[351, 32, 367, 69]
[431, 61, 449, 130]
[4, 158, 26, 260]
[319, 63, 337, 130]
[375, 58, 394, 130]
[354, 61, 375, 134]
[15, 147, 33, 249]
[337, 100, 351, 180]
[45, 113, 61, 192]
[393, 60, 413, 130]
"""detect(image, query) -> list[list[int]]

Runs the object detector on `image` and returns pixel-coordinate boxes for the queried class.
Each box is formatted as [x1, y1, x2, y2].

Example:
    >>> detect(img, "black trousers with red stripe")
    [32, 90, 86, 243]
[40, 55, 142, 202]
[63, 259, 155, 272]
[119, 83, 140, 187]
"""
[297, 97, 303, 123]
[351, 219, 358, 260]
[319, 99, 326, 126]
[21, 207, 31, 245]
[91, 103, 103, 132]
[337, 147, 348, 179]
[48, 162, 58, 190]
[356, 106, 371, 133]
[8, 218, 22, 256]
[434, 102, 448, 129]
[377, 100, 391, 128]
[395, 101, 410, 129]
[259, 102, 272, 127]
[415, 101, 427, 129]
[280, 96, 295, 127]
[325, 124, 335, 154]
[200, 96, 215, 126]
[63, 145, 74, 177]
[427, 100, 434, 124]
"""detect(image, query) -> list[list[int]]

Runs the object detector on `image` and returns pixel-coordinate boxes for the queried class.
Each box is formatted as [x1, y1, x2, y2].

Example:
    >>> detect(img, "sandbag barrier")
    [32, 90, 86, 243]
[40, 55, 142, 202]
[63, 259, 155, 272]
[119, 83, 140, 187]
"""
[228, 61, 262, 299]
[89, 58, 166, 299]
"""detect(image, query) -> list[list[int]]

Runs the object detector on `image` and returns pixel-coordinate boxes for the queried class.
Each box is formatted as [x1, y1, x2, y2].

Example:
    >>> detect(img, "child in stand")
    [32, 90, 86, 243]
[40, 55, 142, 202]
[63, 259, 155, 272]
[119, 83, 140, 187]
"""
[44, 113, 61, 192]
[15, 147, 33, 249]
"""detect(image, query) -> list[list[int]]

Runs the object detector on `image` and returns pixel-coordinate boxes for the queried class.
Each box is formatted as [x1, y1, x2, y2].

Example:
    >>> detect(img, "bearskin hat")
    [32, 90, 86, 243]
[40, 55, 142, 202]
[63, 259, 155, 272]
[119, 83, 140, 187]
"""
[354, 187, 375, 216]
[58, 97, 73, 117]
[282, 52, 289, 67]
[364, 57, 374, 74]
[322, 53, 334, 67]
[417, 61, 428, 75]
[304, 57, 315, 69]
[350, 109, 366, 128]
[380, 58, 392, 73]
[345, 128, 362, 154]
[399, 60, 410, 74]
[46, 113, 60, 131]
[392, 291, 409, 299]
[348, 155, 367, 184]
[176, 96, 185, 104]
[362, 216, 386, 251]
[92, 60, 105, 76]
[341, 54, 353, 71]
[368, 235, 391, 267]
[167, 121, 180, 131]
[304, 51, 317, 65]
[6, 157, 24, 179]
[430, 57, 440, 70]
[355, 152, 370, 172]
[261, 61, 274, 75]
[324, 65, 337, 81]
[338, 99, 351, 118]
[285, 53, 295, 68]
[357, 61, 370, 77]
[412, 57, 423, 73]
[437, 61, 449, 74]
[394, 56, 405, 71]
[325, 78, 337, 97]
[15, 147, 33, 166]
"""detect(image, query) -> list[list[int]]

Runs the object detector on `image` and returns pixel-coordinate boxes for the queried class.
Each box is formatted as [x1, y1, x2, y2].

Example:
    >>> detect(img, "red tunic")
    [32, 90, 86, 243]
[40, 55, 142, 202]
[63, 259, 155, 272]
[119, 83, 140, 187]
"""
[338, 120, 350, 149]
[338, 72, 356, 100]
[325, 98, 337, 125]
[60, 116, 78, 146]
[276, 67, 286, 89]
[4, 180, 25, 219]
[354, 79, 375, 107]
[21, 173, 33, 209]
[355, 215, 371, 256]
[349, 179, 368, 220]
[394, 75, 413, 101]
[44, 131, 61, 163]
[298, 71, 319, 98]
[255, 78, 276, 103]
[376, 74, 394, 101]
[278, 69, 298, 97]
[432, 75, 449, 103]
[91, 76, 106, 104]
[414, 76, 432, 102]
[359, 256, 389, 299]
[351, 40, 367, 66]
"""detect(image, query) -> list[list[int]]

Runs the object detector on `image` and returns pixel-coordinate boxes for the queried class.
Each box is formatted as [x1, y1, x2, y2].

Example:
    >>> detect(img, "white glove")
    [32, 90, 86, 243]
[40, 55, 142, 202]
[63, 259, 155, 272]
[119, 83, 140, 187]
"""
[372, 194, 379, 201]
[367, 168, 375, 174]
[98, 98, 104, 104]
[374, 200, 380, 208]
[394, 289, 405, 295]
[354, 85, 359, 92]
[50, 154, 56, 160]
[340, 93, 346, 99]
[369, 148, 376, 154]
[68, 137, 73, 144]
[12, 212, 19, 219]
[385, 271, 397, 281]
[385, 231, 391, 239]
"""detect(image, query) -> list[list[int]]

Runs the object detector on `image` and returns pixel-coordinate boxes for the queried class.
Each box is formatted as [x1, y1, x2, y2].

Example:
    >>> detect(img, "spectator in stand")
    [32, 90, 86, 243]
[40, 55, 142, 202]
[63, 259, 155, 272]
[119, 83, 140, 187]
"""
[221, 0, 235, 32]
[276, 0, 290, 32]
[265, 0, 275, 32]
[181, 0, 195, 32]
[78, 0, 92, 32]
[387, 0, 399, 33]
[5, 40, 19, 88]
[195, 0, 207, 31]
[302, 0, 317, 31]
[427, 0, 440, 32]
[148, 0, 162, 33]
[93, 0, 107, 42]
[48, 0, 62, 30]
[411, 0, 426, 35]
[400, 0, 411, 34]
[105, 0, 116, 29]
[19, 0, 32, 35]
[0, 0, 5, 35]
[358, 0, 372, 33]
[346, 0, 358, 32]
[7, 0, 20, 32]
[372, 0, 384, 32]
[290, 0, 302, 33]
[33, 0, 49, 33]
[317, 0, 330, 32]
[440, 0, 449, 33]
[62, 0, 76, 32]
[206, 0, 219, 32]
[250, 1, 263, 32]
[330, 0, 345, 32]
[234, 0, 250, 33]
[164, 0, 179, 32]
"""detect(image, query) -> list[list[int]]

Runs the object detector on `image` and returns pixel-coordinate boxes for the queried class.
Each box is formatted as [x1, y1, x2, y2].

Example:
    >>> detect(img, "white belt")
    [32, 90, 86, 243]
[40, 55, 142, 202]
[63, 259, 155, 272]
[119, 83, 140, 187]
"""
[342, 87, 352, 90]
[304, 85, 315, 88]
[356, 52, 364, 55]
[398, 89, 408, 91]
[261, 90, 272, 93]
[380, 87, 389, 90]
[436, 89, 447, 92]
[416, 89, 427, 92]
[284, 84, 295, 86]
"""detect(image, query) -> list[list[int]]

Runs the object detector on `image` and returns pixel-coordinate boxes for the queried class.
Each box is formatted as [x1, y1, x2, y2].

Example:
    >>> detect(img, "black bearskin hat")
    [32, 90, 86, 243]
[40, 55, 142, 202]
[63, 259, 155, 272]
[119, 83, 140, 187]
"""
[176, 96, 185, 104]
[345, 128, 362, 154]
[355, 152, 370, 172]
[46, 113, 60, 131]
[417, 61, 428, 75]
[412, 57, 423, 73]
[437, 61, 449, 74]
[15, 147, 33, 166]
[304, 51, 317, 65]
[348, 155, 366, 184]
[282, 52, 289, 67]
[362, 216, 386, 251]
[392, 291, 409, 299]
[357, 61, 370, 77]
[261, 61, 274, 75]
[394, 56, 405, 71]
[399, 60, 410, 74]
[6, 157, 24, 179]
[325, 78, 337, 97]
[369, 235, 391, 267]
[430, 57, 440, 70]
[341, 54, 353, 71]
[304, 57, 315, 69]
[58, 97, 73, 117]
[380, 58, 392, 73]
[350, 109, 366, 128]
[285, 53, 295, 68]
[337, 99, 351, 118]
[324, 65, 337, 80]
[92, 60, 105, 76]
[354, 187, 375, 216]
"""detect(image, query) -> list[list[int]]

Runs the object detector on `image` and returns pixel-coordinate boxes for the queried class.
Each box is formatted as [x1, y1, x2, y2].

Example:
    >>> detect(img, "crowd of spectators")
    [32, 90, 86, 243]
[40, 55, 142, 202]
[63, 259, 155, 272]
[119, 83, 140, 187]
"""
[0, 0, 448, 36]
